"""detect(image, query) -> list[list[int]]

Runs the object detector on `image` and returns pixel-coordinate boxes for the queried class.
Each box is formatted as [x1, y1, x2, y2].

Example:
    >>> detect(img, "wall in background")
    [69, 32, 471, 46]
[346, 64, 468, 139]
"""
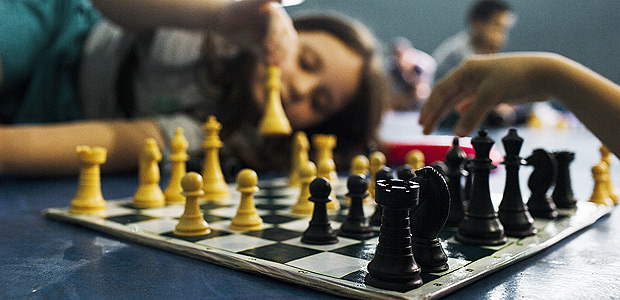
[287, 0, 620, 83]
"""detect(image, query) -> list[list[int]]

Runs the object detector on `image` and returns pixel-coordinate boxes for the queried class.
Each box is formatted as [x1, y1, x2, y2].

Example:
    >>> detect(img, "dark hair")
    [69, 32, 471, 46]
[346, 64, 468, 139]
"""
[203, 12, 389, 171]
[469, 0, 512, 23]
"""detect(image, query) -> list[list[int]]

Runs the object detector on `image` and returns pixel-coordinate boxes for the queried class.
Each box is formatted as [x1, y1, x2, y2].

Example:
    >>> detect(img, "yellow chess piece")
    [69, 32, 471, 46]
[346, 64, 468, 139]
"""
[202, 116, 230, 201]
[350, 154, 369, 176]
[230, 169, 264, 231]
[527, 113, 542, 129]
[165, 128, 189, 204]
[292, 161, 317, 215]
[288, 131, 310, 186]
[312, 134, 338, 184]
[174, 172, 211, 236]
[133, 138, 166, 208]
[258, 65, 292, 135]
[600, 145, 619, 205]
[588, 163, 614, 207]
[69, 146, 107, 215]
[317, 159, 340, 211]
[368, 151, 386, 199]
[405, 149, 425, 170]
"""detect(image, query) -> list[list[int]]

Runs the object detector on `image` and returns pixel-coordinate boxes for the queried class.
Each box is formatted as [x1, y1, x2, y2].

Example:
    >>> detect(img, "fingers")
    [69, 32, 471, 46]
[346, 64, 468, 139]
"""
[454, 80, 502, 136]
[419, 64, 471, 134]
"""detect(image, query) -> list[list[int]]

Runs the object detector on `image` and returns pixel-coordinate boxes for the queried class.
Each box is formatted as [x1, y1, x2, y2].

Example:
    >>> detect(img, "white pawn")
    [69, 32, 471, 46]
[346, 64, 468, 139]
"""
[288, 131, 310, 186]
[70, 146, 107, 215]
[174, 172, 211, 236]
[312, 134, 338, 184]
[368, 151, 386, 199]
[350, 154, 369, 176]
[292, 161, 317, 215]
[165, 128, 189, 204]
[405, 149, 425, 170]
[230, 169, 264, 231]
[317, 159, 340, 211]
[133, 138, 165, 208]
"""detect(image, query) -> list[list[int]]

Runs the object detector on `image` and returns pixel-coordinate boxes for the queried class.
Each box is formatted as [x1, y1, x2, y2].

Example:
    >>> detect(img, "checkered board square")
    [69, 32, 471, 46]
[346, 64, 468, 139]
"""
[45, 178, 613, 300]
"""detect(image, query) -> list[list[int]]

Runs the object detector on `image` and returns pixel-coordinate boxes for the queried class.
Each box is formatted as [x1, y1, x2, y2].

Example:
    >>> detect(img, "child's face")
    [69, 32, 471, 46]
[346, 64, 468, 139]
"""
[472, 11, 515, 53]
[251, 31, 364, 129]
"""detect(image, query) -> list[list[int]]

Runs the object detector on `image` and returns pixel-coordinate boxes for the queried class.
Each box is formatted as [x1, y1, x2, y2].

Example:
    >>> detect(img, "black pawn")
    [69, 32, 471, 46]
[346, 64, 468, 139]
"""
[369, 167, 394, 226]
[365, 179, 423, 292]
[444, 137, 467, 227]
[396, 164, 415, 181]
[497, 129, 537, 237]
[338, 174, 373, 239]
[551, 151, 577, 208]
[525, 149, 558, 219]
[455, 129, 507, 246]
[302, 177, 338, 245]
[410, 167, 450, 273]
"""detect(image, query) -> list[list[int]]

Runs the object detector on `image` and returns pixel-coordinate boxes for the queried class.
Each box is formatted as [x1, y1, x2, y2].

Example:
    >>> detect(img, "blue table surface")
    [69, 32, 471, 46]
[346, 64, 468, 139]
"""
[1, 119, 619, 299]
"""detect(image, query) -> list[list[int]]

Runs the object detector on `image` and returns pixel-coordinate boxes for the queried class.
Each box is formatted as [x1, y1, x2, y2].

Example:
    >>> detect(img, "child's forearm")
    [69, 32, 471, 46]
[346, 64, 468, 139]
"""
[0, 119, 164, 177]
[542, 54, 620, 156]
[91, 0, 231, 32]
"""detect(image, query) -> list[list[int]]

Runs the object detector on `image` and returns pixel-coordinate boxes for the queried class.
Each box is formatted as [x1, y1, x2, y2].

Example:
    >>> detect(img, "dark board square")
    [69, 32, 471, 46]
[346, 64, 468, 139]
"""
[161, 229, 231, 243]
[243, 227, 302, 242]
[238, 243, 321, 264]
[261, 214, 298, 225]
[203, 214, 230, 223]
[420, 272, 441, 284]
[330, 242, 377, 261]
[106, 214, 155, 225]
[341, 269, 367, 284]
[200, 202, 230, 211]
[255, 203, 290, 211]
[444, 243, 496, 261]
[438, 227, 458, 241]
[255, 194, 288, 200]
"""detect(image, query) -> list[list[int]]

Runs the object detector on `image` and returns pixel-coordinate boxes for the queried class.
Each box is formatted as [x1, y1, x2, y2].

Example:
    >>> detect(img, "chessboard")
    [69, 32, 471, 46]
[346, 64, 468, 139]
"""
[44, 177, 613, 300]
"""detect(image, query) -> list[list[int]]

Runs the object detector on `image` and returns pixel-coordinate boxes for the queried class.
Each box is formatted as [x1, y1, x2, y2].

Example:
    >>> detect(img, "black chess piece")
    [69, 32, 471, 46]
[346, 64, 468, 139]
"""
[551, 151, 578, 209]
[497, 129, 537, 237]
[338, 174, 373, 239]
[410, 166, 450, 273]
[301, 177, 338, 245]
[365, 178, 423, 292]
[455, 129, 507, 246]
[525, 149, 558, 219]
[463, 157, 473, 204]
[369, 166, 394, 226]
[396, 164, 415, 181]
[444, 137, 467, 227]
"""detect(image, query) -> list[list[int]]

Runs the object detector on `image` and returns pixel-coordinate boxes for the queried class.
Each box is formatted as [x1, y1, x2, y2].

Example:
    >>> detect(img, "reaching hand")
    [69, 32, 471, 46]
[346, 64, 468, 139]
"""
[217, 0, 297, 67]
[418, 53, 552, 136]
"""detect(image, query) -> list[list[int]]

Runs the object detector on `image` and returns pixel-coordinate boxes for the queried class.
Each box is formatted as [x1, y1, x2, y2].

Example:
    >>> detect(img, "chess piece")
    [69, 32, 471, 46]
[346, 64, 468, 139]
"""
[396, 164, 415, 181]
[410, 167, 450, 273]
[133, 138, 166, 208]
[317, 159, 340, 211]
[338, 174, 373, 239]
[69, 146, 107, 215]
[551, 151, 578, 208]
[165, 128, 189, 204]
[230, 169, 264, 231]
[525, 149, 559, 219]
[258, 65, 292, 135]
[497, 129, 537, 237]
[292, 161, 317, 215]
[202, 115, 230, 201]
[589, 162, 614, 206]
[312, 134, 338, 184]
[600, 146, 619, 205]
[444, 137, 467, 227]
[368, 151, 386, 199]
[350, 154, 370, 176]
[369, 166, 394, 226]
[365, 178, 423, 292]
[288, 131, 309, 186]
[301, 177, 338, 245]
[174, 172, 210, 236]
[405, 149, 425, 170]
[456, 129, 507, 246]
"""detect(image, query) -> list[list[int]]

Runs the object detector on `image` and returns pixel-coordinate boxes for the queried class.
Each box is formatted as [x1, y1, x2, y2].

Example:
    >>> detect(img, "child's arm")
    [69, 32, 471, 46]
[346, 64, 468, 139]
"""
[0, 119, 164, 176]
[419, 52, 620, 156]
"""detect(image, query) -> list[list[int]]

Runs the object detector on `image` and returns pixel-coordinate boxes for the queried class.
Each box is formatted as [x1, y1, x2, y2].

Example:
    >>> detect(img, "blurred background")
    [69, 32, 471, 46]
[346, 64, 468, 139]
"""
[287, 0, 620, 84]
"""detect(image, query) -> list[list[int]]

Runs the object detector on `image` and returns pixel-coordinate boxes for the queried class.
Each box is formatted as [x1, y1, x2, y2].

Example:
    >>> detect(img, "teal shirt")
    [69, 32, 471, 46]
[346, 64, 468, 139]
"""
[0, 0, 99, 123]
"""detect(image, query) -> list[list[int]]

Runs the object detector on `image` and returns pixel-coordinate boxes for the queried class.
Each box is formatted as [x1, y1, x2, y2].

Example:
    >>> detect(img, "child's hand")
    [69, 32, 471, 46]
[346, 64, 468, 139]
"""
[217, 0, 297, 67]
[419, 53, 552, 136]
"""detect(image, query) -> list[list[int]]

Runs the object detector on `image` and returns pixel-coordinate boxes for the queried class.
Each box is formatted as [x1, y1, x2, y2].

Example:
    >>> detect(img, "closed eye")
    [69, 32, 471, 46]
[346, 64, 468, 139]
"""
[299, 45, 322, 72]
